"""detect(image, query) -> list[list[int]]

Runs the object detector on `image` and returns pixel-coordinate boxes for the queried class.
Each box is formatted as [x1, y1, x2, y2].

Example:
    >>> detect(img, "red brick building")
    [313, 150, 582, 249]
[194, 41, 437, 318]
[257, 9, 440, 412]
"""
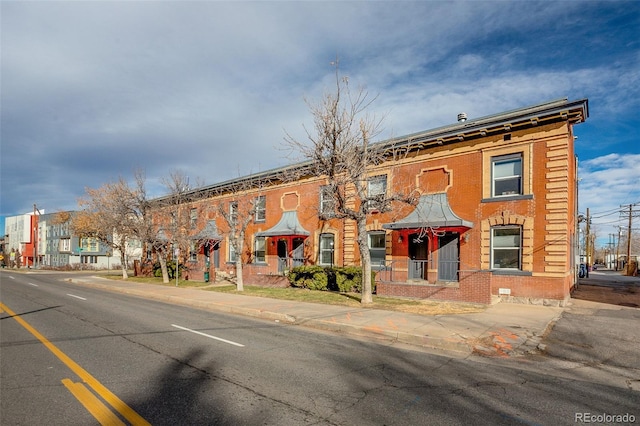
[154, 98, 588, 306]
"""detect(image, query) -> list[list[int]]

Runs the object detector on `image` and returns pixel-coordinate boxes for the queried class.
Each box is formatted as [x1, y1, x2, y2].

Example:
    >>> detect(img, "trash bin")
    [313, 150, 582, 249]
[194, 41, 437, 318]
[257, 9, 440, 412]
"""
[204, 271, 210, 282]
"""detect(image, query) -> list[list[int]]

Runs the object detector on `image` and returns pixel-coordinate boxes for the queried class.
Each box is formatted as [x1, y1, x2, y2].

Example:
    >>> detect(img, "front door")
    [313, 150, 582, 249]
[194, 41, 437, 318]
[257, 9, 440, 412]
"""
[292, 237, 305, 267]
[408, 233, 428, 280]
[438, 233, 459, 281]
[277, 239, 288, 272]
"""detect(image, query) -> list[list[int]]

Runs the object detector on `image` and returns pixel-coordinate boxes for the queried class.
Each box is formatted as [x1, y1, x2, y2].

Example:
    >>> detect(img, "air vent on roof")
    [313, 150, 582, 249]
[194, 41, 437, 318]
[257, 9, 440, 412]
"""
[457, 113, 467, 122]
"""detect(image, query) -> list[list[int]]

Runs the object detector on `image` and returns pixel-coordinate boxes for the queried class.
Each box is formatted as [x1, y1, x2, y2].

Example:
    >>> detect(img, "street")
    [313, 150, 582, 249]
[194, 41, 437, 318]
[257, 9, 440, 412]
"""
[1, 270, 638, 425]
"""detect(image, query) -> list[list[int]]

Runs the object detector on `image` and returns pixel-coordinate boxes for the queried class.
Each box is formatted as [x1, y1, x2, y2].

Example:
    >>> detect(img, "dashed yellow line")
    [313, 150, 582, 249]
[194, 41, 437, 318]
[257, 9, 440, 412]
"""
[1, 301, 150, 426]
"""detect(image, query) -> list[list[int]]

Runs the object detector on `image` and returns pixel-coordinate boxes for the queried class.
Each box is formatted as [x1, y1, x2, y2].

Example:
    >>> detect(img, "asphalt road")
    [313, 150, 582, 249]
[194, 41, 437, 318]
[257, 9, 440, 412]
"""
[1, 271, 638, 425]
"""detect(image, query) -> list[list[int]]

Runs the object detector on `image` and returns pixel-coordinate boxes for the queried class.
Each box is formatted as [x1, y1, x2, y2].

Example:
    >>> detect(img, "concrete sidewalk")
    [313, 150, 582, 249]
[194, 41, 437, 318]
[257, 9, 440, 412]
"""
[66, 275, 563, 357]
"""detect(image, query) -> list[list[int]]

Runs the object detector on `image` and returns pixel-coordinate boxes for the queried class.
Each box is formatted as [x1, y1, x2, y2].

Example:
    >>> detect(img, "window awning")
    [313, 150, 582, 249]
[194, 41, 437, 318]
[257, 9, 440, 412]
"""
[382, 193, 473, 230]
[256, 211, 310, 237]
[192, 220, 222, 241]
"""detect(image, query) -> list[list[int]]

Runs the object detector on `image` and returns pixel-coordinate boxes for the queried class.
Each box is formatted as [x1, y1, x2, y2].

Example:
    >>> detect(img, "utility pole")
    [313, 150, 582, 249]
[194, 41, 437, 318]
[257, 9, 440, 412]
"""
[625, 204, 633, 275]
[585, 208, 590, 278]
[616, 227, 622, 271]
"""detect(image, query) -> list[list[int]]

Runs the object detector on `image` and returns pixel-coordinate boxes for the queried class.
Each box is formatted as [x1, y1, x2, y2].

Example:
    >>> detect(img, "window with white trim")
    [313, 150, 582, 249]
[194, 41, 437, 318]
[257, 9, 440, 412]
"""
[492, 154, 522, 197]
[255, 196, 266, 222]
[229, 241, 237, 263]
[491, 226, 521, 269]
[368, 231, 386, 268]
[254, 236, 266, 263]
[59, 238, 71, 252]
[367, 175, 387, 211]
[319, 186, 336, 218]
[230, 202, 238, 226]
[190, 208, 198, 229]
[189, 241, 197, 262]
[319, 233, 335, 266]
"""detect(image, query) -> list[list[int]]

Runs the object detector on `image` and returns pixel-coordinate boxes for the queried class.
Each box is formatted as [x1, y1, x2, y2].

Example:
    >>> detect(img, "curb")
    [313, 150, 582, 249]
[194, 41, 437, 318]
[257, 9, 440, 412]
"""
[66, 278, 474, 354]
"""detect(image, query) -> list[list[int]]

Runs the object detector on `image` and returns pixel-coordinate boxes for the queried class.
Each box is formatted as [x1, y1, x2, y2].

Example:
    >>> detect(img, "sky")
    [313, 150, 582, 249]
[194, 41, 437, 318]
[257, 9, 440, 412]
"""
[1, 1, 639, 248]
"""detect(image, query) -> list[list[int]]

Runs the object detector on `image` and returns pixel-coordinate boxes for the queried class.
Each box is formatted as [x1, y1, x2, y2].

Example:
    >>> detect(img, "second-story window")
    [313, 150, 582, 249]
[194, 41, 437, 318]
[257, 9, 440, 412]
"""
[190, 208, 198, 229]
[230, 202, 238, 226]
[255, 196, 266, 222]
[367, 175, 387, 211]
[492, 154, 522, 197]
[320, 186, 336, 218]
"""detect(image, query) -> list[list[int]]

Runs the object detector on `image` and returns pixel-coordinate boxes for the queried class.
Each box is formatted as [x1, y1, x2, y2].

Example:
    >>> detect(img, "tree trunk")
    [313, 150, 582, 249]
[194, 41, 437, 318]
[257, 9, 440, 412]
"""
[119, 251, 128, 279]
[357, 218, 374, 304]
[235, 258, 244, 291]
[159, 254, 170, 283]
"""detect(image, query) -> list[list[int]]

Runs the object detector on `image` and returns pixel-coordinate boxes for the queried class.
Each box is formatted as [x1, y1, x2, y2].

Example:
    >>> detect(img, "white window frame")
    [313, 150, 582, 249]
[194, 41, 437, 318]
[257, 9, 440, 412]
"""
[189, 241, 197, 262]
[229, 241, 237, 263]
[59, 238, 71, 252]
[319, 233, 335, 266]
[230, 202, 238, 226]
[255, 196, 266, 222]
[320, 186, 336, 218]
[190, 208, 198, 229]
[368, 231, 386, 269]
[254, 236, 266, 263]
[367, 175, 387, 211]
[491, 226, 522, 270]
[492, 154, 522, 197]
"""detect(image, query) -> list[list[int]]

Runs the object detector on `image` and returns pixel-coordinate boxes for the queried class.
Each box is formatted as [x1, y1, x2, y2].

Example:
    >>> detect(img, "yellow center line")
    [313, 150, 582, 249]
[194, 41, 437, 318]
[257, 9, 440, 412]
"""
[1, 301, 151, 426]
[62, 379, 126, 426]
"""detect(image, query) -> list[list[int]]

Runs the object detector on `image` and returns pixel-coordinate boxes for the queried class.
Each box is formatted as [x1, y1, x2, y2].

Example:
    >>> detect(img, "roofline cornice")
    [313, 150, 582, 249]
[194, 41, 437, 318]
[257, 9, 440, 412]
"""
[152, 98, 588, 204]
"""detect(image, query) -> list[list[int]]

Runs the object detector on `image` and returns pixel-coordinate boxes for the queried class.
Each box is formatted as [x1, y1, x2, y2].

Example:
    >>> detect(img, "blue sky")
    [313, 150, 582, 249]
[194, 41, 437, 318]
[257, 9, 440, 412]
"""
[1, 1, 638, 247]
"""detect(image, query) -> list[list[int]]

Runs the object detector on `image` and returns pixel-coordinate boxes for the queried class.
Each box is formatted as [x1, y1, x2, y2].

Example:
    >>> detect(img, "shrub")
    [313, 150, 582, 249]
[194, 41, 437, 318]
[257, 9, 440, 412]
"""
[288, 265, 376, 294]
[288, 265, 329, 291]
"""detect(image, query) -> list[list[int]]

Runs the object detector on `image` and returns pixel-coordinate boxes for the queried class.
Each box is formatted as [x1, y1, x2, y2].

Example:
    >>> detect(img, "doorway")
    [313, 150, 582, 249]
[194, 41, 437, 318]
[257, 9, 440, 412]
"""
[438, 232, 459, 281]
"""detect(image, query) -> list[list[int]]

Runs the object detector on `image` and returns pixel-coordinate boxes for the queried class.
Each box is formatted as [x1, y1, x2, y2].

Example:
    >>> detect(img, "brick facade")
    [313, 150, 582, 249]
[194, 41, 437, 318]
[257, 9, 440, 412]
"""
[152, 98, 588, 305]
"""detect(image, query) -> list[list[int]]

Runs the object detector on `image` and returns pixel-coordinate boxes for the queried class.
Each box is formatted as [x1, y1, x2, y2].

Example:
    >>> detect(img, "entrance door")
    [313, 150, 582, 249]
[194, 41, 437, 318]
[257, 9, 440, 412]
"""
[292, 237, 305, 267]
[277, 239, 288, 272]
[438, 233, 459, 281]
[408, 233, 428, 280]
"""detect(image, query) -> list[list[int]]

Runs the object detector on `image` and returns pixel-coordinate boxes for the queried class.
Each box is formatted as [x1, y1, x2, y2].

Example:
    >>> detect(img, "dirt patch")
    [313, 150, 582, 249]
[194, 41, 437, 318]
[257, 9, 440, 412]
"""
[572, 284, 640, 308]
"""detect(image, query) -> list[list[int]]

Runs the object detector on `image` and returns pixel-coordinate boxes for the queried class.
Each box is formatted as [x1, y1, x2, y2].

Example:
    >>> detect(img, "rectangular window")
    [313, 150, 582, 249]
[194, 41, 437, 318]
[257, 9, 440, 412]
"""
[230, 202, 238, 226]
[367, 175, 387, 210]
[320, 186, 336, 218]
[491, 226, 521, 269]
[59, 238, 71, 252]
[189, 241, 197, 262]
[492, 154, 522, 197]
[80, 237, 99, 253]
[368, 231, 386, 268]
[254, 236, 266, 263]
[190, 208, 198, 229]
[229, 241, 237, 263]
[319, 233, 335, 266]
[255, 196, 266, 222]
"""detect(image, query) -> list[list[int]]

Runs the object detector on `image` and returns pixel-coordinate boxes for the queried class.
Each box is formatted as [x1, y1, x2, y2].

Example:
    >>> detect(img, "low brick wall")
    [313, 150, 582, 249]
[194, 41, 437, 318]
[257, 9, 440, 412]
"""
[377, 270, 492, 304]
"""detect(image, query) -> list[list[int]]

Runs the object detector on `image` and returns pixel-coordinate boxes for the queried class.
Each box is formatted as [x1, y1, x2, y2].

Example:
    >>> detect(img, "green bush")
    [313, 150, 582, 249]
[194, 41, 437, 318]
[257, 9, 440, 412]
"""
[288, 265, 376, 294]
[153, 260, 186, 279]
[288, 265, 328, 291]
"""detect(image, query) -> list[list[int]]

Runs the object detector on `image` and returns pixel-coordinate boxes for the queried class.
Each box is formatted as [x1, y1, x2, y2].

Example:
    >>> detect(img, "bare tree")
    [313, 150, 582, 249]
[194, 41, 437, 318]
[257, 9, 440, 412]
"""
[285, 61, 415, 304]
[76, 177, 140, 279]
[213, 180, 266, 292]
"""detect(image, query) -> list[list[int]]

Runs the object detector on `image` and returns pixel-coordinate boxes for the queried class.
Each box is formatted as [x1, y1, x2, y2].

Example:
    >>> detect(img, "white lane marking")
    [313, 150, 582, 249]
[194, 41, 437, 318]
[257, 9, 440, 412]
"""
[67, 294, 87, 301]
[171, 324, 245, 347]
[28, 282, 38, 287]
[8, 276, 15, 279]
